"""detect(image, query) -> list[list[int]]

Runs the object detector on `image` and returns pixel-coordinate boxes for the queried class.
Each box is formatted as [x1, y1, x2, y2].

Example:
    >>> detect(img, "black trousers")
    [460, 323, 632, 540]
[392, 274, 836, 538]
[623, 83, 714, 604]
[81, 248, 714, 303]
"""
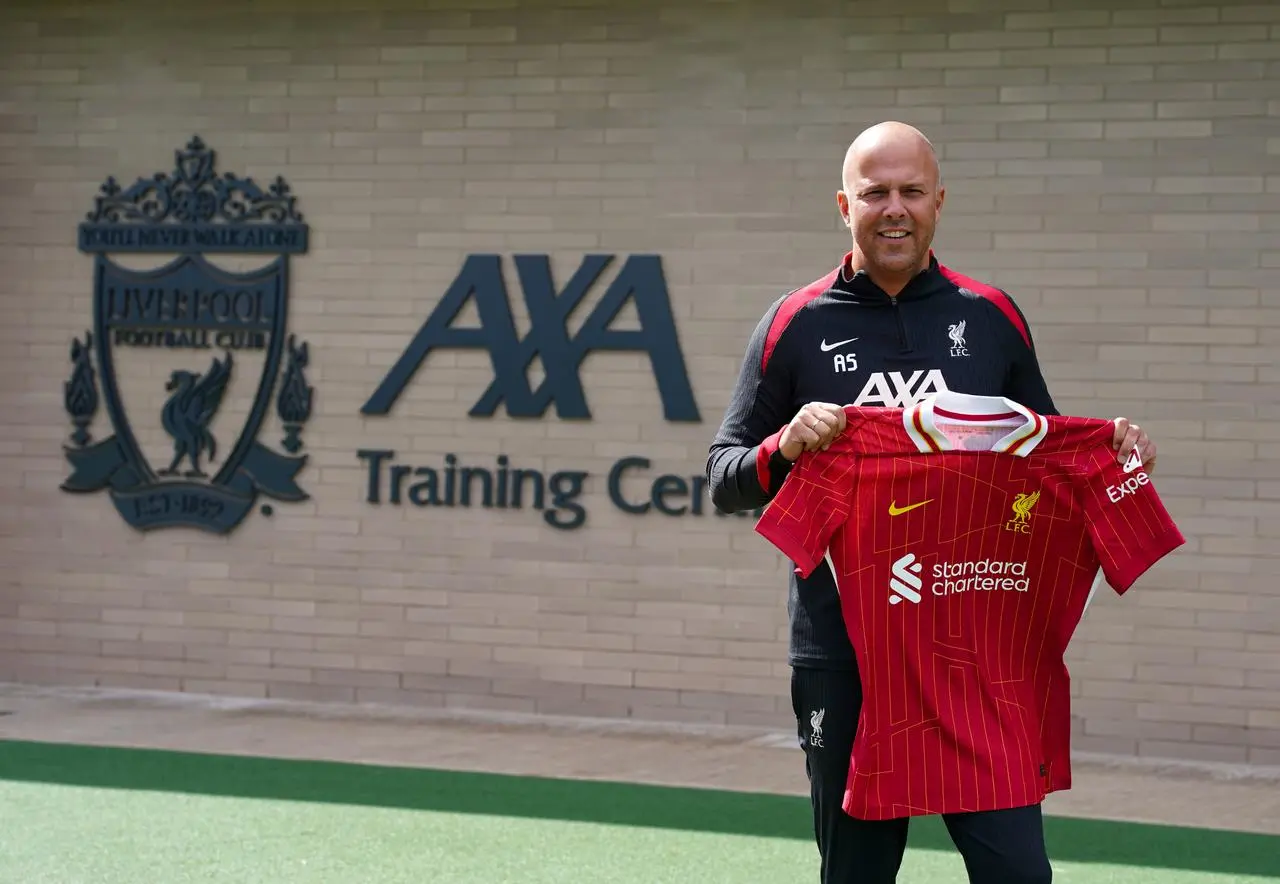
[791, 666, 1053, 884]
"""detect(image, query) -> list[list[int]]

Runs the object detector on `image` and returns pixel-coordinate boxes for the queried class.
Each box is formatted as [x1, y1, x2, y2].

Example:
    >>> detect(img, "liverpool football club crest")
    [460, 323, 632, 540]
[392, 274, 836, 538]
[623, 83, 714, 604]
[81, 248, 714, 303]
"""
[61, 135, 314, 534]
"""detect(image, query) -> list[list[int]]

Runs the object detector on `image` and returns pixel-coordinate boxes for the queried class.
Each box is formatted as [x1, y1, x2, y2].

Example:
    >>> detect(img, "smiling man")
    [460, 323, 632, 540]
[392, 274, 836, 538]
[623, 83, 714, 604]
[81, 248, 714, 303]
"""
[840, 122, 944, 296]
[706, 121, 1157, 884]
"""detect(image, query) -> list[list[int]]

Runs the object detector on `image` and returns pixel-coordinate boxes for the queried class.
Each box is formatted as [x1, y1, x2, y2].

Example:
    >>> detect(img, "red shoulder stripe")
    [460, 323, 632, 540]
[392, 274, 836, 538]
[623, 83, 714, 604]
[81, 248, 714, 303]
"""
[761, 263, 841, 373]
[937, 263, 1030, 349]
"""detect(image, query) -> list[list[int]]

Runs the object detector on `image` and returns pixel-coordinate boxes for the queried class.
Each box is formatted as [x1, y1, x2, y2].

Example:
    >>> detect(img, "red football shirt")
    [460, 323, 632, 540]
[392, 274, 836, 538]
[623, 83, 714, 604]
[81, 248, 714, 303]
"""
[754, 391, 1185, 820]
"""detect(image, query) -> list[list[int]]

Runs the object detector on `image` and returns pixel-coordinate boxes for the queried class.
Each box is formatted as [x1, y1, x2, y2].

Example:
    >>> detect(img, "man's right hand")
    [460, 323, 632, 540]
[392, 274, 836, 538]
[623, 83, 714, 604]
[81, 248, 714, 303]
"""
[779, 402, 847, 462]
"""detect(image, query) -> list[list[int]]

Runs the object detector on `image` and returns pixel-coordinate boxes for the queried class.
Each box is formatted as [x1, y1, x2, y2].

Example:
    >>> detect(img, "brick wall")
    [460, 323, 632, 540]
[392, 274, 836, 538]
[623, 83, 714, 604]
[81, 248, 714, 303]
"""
[1, 0, 1277, 766]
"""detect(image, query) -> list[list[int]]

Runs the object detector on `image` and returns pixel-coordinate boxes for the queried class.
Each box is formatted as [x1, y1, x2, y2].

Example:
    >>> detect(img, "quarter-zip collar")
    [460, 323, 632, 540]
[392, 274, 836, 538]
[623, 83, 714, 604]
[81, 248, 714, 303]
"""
[826, 251, 947, 353]
[829, 250, 949, 306]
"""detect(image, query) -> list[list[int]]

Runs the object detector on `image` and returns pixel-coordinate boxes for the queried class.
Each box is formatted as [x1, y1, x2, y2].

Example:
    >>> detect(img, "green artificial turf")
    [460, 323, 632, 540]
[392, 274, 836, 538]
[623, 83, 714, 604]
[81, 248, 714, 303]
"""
[0, 740, 1276, 883]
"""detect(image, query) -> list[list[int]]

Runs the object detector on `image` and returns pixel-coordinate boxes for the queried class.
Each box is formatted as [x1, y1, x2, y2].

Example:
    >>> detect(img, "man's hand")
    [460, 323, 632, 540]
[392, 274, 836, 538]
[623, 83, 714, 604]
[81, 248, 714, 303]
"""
[779, 402, 847, 462]
[1112, 417, 1156, 474]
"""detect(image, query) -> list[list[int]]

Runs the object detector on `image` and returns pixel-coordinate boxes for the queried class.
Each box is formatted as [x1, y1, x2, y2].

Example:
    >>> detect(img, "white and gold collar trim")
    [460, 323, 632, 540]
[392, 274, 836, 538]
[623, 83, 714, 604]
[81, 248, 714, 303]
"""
[902, 392, 1048, 457]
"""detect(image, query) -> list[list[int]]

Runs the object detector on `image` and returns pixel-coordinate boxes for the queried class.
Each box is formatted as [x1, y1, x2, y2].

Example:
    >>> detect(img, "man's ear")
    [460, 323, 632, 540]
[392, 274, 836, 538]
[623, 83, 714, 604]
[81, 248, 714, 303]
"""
[836, 191, 851, 227]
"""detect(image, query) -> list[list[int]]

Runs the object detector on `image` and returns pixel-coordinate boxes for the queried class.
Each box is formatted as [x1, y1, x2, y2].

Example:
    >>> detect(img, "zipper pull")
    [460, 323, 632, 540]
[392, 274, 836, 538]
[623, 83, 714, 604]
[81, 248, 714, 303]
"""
[890, 296, 910, 351]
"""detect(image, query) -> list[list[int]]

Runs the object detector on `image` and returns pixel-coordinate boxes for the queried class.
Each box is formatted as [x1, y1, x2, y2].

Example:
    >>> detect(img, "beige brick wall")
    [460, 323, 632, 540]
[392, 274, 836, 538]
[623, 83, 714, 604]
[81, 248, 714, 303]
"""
[1, 0, 1277, 765]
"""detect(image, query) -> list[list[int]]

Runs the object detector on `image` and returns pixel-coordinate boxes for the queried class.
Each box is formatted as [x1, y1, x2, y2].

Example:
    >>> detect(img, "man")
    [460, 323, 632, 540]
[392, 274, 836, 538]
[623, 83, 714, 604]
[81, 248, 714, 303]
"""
[706, 121, 1156, 884]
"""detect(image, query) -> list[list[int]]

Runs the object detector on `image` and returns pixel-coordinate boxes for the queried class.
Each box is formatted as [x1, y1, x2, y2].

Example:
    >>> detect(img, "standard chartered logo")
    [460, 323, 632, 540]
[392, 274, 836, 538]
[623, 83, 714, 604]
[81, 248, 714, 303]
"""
[889, 553, 923, 605]
[933, 559, 1030, 595]
[890, 552, 1031, 605]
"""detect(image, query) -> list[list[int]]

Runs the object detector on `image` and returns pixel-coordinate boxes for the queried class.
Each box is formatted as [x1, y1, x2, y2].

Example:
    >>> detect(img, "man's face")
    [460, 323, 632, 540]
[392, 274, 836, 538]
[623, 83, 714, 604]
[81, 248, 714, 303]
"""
[838, 143, 944, 283]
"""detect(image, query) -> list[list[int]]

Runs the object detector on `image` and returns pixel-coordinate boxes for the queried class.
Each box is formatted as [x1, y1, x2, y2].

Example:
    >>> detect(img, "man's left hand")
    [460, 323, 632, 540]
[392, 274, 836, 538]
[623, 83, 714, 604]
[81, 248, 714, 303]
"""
[1112, 417, 1156, 474]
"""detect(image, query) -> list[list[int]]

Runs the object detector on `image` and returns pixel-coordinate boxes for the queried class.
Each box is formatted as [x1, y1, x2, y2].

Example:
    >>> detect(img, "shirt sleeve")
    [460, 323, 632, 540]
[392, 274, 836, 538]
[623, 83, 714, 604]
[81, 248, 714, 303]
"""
[705, 295, 799, 513]
[752, 443, 856, 579]
[1077, 445, 1186, 594]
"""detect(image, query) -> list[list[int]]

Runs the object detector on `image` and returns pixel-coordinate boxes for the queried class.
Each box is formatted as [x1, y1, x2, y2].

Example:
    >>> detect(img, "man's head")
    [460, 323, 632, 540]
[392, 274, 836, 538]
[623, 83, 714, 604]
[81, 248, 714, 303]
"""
[836, 121, 945, 293]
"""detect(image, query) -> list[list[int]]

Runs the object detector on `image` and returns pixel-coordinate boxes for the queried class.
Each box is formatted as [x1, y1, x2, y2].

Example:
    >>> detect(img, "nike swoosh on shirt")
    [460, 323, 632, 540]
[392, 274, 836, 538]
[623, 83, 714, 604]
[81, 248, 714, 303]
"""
[888, 499, 932, 516]
[819, 337, 858, 352]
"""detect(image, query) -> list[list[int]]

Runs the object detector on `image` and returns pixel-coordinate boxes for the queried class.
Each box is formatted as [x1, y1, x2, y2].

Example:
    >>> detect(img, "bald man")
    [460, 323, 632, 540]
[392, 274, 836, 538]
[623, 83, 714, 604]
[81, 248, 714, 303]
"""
[707, 122, 1156, 884]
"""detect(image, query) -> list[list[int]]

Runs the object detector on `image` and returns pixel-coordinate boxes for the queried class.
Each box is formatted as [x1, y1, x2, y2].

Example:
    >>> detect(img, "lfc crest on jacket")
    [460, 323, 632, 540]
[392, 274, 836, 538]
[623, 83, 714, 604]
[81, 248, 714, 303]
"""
[61, 135, 314, 534]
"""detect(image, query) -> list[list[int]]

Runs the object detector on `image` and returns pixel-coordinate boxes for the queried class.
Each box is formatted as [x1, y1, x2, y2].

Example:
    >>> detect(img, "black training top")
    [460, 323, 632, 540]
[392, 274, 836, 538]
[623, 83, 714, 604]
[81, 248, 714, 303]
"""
[707, 252, 1060, 670]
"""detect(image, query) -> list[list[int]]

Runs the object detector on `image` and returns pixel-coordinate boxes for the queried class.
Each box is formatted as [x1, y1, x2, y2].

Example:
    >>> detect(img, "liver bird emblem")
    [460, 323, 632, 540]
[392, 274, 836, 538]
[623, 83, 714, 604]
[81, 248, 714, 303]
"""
[809, 708, 825, 739]
[948, 319, 967, 348]
[1010, 490, 1040, 524]
[159, 352, 233, 478]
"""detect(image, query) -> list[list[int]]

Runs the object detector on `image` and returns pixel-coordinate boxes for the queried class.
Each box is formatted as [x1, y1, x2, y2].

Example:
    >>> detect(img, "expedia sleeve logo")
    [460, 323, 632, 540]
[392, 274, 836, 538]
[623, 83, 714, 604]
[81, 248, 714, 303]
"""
[1106, 448, 1150, 503]
[61, 136, 314, 534]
